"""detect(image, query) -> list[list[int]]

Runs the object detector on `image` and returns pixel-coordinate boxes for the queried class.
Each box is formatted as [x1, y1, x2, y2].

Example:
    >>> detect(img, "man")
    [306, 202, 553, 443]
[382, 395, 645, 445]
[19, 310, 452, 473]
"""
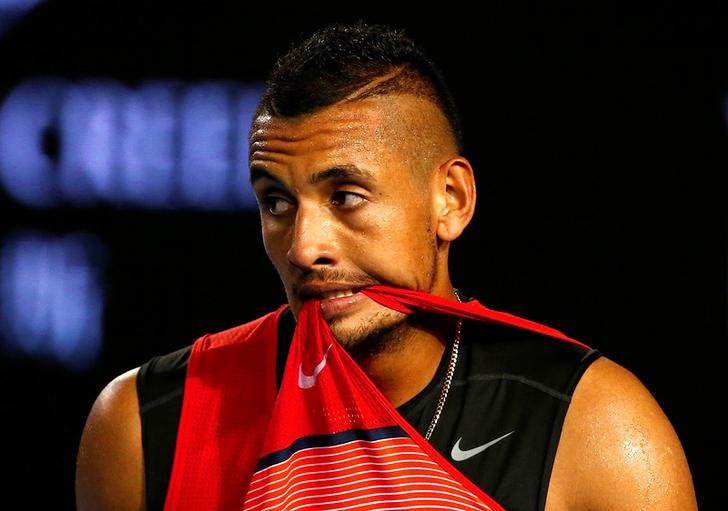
[76, 21, 698, 511]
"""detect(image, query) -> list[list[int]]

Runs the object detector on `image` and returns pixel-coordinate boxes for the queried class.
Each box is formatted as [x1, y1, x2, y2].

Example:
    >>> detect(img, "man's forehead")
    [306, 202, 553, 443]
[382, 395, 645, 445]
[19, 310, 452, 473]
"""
[248, 94, 451, 180]
[248, 99, 413, 172]
[250, 98, 391, 146]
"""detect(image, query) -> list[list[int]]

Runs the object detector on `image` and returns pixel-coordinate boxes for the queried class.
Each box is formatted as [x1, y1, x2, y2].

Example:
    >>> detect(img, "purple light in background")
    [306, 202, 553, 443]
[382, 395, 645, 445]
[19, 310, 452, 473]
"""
[0, 78, 263, 210]
[59, 80, 126, 205]
[0, 77, 66, 207]
[179, 83, 234, 209]
[0, 231, 106, 371]
[0, 0, 44, 38]
[119, 81, 178, 208]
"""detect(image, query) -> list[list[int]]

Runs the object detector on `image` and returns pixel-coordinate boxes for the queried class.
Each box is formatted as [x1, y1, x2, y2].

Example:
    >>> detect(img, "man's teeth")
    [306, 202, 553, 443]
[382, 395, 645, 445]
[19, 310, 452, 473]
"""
[321, 289, 355, 300]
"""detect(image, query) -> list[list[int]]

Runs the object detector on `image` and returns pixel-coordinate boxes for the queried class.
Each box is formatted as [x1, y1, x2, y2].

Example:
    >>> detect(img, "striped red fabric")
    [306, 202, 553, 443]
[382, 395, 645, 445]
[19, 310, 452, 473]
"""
[244, 433, 494, 511]
[241, 289, 509, 511]
[166, 284, 585, 509]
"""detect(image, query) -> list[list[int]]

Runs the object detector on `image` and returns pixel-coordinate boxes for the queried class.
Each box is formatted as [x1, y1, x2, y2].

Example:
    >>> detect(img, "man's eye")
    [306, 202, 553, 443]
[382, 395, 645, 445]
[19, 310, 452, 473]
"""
[261, 196, 293, 215]
[331, 191, 365, 208]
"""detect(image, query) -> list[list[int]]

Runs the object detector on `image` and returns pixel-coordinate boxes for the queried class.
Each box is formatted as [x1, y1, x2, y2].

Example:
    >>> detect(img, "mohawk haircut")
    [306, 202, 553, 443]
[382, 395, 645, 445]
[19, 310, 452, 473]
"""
[252, 21, 464, 153]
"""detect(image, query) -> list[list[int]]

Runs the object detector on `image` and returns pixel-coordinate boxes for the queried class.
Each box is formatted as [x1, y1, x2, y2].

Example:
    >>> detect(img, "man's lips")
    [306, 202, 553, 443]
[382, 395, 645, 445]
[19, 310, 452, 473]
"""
[297, 282, 371, 301]
[318, 288, 359, 300]
[318, 291, 368, 319]
[296, 282, 378, 319]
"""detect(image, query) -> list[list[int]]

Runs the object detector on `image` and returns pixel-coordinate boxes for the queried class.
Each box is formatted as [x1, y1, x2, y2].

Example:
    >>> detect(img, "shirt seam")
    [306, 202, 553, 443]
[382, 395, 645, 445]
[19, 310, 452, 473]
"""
[453, 374, 572, 402]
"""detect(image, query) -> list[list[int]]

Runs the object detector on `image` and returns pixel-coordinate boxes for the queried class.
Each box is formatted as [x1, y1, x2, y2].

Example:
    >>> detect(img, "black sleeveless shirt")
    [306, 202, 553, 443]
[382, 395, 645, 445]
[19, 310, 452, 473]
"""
[137, 294, 601, 511]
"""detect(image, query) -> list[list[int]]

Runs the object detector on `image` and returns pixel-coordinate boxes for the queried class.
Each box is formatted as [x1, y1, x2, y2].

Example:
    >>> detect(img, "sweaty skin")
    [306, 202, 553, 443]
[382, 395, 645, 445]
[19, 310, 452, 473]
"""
[76, 93, 698, 511]
[247, 93, 470, 405]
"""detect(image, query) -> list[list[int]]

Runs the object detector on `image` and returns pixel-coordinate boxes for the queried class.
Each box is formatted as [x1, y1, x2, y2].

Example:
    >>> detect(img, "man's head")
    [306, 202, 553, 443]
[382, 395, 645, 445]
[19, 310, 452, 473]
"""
[248, 21, 476, 350]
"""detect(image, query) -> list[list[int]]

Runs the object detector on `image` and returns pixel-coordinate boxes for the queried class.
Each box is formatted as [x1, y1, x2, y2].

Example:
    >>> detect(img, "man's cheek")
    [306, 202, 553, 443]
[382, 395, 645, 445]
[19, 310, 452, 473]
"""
[359, 261, 406, 288]
[263, 238, 289, 270]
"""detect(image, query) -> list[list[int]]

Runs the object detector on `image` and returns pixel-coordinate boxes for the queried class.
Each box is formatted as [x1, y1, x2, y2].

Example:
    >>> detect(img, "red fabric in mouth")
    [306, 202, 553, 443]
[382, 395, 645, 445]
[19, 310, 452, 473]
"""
[164, 284, 589, 511]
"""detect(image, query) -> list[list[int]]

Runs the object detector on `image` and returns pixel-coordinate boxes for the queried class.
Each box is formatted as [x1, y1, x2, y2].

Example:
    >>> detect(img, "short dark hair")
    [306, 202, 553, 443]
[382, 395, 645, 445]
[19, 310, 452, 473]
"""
[252, 20, 464, 154]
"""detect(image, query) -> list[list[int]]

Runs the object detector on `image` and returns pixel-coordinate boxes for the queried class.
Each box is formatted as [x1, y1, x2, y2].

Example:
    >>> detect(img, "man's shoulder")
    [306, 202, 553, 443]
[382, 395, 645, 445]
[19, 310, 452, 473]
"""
[77, 366, 145, 510]
[547, 357, 698, 510]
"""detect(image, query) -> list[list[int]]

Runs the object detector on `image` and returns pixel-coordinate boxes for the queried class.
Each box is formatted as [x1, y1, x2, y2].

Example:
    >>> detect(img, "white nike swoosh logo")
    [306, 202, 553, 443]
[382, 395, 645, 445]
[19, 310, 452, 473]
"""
[451, 431, 515, 461]
[297, 344, 333, 389]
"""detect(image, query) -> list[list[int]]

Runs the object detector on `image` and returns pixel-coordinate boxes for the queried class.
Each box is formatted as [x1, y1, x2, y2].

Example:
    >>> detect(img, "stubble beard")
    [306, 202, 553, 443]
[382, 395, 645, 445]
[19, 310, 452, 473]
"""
[327, 306, 410, 357]
[330, 230, 440, 357]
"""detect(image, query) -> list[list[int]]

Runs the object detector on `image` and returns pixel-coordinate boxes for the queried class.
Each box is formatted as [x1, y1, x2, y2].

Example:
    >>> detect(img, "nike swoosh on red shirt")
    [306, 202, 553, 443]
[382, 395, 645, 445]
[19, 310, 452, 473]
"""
[298, 344, 332, 389]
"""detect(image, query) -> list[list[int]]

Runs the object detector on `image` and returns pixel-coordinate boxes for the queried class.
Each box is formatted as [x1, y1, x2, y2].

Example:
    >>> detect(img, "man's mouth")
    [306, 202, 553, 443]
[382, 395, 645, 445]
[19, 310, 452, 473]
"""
[320, 289, 357, 300]
[296, 282, 373, 319]
[318, 290, 367, 319]
[298, 283, 369, 302]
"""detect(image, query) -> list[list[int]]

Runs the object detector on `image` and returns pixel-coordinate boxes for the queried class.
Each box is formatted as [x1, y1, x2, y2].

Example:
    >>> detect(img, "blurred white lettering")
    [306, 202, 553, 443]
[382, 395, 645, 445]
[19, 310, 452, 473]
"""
[0, 231, 106, 370]
[0, 78, 263, 210]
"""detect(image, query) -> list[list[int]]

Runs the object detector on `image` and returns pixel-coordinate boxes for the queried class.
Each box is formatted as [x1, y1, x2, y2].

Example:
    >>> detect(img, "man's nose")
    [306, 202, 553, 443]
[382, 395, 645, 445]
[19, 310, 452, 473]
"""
[287, 203, 337, 270]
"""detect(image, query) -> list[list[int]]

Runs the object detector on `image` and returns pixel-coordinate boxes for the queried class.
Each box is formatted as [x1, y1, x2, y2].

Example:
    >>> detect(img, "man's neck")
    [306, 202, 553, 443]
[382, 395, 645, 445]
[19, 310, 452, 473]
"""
[351, 312, 459, 408]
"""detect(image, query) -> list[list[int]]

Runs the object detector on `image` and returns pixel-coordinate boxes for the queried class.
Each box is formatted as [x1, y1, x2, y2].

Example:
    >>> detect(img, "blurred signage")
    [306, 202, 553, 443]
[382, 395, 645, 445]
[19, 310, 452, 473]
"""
[0, 78, 263, 210]
[0, 231, 106, 370]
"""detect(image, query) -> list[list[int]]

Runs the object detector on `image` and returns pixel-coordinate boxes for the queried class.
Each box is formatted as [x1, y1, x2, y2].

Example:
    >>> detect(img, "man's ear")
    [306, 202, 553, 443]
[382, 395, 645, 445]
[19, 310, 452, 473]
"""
[433, 157, 476, 242]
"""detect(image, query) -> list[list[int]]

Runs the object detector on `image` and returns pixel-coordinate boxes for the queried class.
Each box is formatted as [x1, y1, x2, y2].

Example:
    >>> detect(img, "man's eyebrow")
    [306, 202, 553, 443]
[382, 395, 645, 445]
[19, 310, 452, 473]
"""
[308, 164, 375, 185]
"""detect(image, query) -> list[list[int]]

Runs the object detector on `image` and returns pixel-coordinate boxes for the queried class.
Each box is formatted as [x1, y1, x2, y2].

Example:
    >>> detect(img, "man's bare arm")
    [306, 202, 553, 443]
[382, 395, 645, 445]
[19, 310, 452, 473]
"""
[548, 356, 698, 511]
[76, 367, 145, 511]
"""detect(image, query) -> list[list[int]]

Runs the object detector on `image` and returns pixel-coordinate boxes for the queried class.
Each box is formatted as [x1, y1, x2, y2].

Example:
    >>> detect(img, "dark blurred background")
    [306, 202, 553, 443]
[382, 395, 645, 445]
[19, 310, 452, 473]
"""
[0, 1, 724, 508]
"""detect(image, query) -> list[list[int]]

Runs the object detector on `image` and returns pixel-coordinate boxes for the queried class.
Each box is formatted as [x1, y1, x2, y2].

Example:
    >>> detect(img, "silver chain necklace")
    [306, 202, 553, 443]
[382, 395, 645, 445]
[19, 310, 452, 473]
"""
[424, 289, 463, 441]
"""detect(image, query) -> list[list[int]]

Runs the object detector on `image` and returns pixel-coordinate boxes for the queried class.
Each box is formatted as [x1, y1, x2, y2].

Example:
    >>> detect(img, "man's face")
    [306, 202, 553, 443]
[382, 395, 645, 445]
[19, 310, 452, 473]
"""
[249, 94, 448, 349]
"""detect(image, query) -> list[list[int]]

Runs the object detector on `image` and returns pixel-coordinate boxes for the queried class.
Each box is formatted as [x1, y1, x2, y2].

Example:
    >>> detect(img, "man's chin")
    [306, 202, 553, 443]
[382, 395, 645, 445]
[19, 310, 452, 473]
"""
[327, 307, 408, 354]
